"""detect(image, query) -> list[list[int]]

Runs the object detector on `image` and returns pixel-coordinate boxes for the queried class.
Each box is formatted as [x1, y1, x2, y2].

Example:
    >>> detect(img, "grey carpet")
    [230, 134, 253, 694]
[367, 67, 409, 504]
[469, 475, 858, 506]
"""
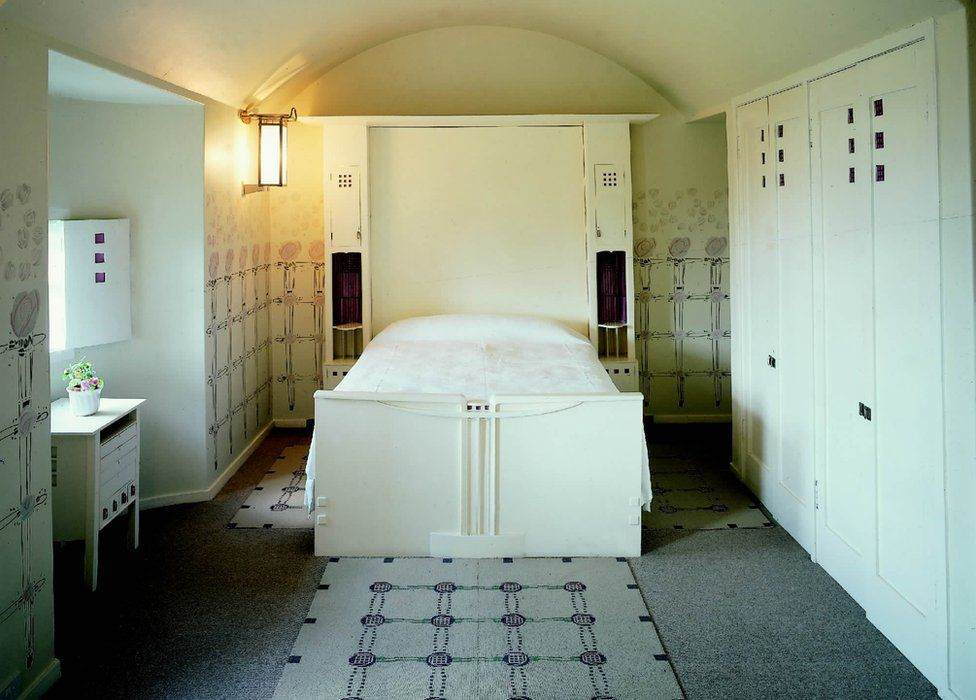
[276, 557, 682, 700]
[230, 444, 312, 529]
[49, 428, 327, 699]
[46, 423, 938, 699]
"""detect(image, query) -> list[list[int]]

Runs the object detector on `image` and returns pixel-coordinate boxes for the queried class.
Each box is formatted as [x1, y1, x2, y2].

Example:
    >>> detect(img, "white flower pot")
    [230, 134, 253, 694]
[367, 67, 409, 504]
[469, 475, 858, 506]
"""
[68, 387, 102, 416]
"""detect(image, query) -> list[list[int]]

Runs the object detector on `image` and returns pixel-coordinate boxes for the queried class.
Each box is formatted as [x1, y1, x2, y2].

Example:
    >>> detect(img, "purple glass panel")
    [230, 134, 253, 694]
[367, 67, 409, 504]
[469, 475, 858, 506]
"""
[847, 107, 854, 124]
[596, 251, 627, 325]
[95, 272, 106, 283]
[94, 232, 105, 244]
[875, 132, 884, 149]
[848, 138, 855, 154]
[331, 252, 362, 324]
[876, 164, 885, 182]
[94, 252, 105, 263]
[874, 99, 883, 117]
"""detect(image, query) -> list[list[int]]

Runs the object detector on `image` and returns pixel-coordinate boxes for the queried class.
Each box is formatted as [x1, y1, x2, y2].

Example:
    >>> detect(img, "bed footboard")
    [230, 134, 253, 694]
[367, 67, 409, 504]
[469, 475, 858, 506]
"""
[312, 390, 645, 557]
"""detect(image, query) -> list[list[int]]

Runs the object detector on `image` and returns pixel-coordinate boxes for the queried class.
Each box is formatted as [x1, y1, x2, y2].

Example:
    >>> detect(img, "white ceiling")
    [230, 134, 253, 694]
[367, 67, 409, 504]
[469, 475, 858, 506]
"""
[48, 51, 197, 105]
[3, 0, 964, 114]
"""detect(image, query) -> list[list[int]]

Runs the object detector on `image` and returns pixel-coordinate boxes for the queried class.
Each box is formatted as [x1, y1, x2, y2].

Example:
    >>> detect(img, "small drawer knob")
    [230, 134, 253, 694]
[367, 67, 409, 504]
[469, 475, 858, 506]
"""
[102, 508, 108, 520]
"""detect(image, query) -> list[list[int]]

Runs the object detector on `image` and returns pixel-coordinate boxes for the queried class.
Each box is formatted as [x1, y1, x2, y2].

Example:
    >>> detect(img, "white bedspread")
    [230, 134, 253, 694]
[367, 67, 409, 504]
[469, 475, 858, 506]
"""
[306, 314, 651, 512]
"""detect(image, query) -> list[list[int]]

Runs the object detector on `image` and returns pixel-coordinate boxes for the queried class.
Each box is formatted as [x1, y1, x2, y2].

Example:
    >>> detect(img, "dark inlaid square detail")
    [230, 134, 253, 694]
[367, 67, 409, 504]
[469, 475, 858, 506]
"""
[727, 523, 738, 529]
[616, 557, 627, 563]
[317, 584, 330, 590]
[240, 504, 251, 509]
[779, 173, 785, 187]
[562, 557, 573, 563]
[849, 167, 856, 183]
[226, 523, 238, 529]
[94, 232, 105, 244]
[383, 557, 394, 563]
[503, 557, 514, 563]
[95, 272, 106, 283]
[654, 653, 670, 661]
[94, 252, 105, 263]
[673, 524, 684, 530]
[849, 137, 855, 154]
[778, 149, 784, 162]
[761, 175, 766, 188]
[442, 558, 453, 563]
[760, 128, 765, 142]
[875, 131, 885, 149]
[287, 655, 301, 664]
[761, 152, 766, 164]
[627, 584, 639, 590]
[847, 107, 854, 124]
[876, 164, 885, 182]
[639, 615, 653, 622]
[777, 124, 784, 138]
[328, 557, 340, 562]
[874, 98, 883, 116]
[254, 486, 264, 491]
[262, 524, 273, 529]
[304, 618, 316, 624]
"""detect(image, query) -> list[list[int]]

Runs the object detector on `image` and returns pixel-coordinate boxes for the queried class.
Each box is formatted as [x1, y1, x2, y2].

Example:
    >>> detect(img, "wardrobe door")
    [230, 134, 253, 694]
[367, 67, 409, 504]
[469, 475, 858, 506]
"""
[811, 64, 877, 603]
[735, 99, 779, 493]
[858, 42, 945, 686]
[767, 87, 816, 552]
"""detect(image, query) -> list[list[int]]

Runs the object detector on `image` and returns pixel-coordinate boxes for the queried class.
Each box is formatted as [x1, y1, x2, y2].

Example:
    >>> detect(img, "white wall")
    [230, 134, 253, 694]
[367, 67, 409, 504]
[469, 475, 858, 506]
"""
[934, 8, 976, 699]
[48, 97, 208, 501]
[631, 115, 731, 419]
[0, 21, 57, 698]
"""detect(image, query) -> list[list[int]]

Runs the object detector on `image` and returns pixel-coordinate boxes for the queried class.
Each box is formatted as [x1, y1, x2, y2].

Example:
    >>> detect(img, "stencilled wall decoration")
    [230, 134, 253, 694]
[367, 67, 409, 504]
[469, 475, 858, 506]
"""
[632, 186, 731, 415]
[0, 177, 52, 678]
[271, 239, 326, 416]
[268, 131, 326, 422]
[204, 187, 273, 474]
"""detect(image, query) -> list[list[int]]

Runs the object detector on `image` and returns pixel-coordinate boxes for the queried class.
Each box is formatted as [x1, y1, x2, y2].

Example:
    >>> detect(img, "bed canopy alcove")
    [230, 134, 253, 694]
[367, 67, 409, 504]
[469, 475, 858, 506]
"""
[306, 113, 657, 558]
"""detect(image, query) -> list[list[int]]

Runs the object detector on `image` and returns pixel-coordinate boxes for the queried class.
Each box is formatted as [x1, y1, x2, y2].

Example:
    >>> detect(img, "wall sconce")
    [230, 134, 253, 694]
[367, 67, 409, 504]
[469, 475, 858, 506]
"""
[240, 106, 297, 194]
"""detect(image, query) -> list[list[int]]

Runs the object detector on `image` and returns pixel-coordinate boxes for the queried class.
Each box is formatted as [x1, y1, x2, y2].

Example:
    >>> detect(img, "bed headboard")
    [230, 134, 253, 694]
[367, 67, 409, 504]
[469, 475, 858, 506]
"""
[368, 125, 588, 335]
[316, 115, 646, 363]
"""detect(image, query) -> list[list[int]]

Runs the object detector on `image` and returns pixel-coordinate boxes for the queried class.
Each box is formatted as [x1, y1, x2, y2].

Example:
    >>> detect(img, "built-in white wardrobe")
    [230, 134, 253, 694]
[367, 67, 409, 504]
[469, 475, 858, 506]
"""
[731, 24, 953, 693]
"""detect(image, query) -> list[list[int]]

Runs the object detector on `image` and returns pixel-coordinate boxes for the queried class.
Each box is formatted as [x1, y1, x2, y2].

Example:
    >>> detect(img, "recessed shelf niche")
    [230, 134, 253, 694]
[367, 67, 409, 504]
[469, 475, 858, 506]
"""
[596, 250, 629, 358]
[331, 252, 363, 360]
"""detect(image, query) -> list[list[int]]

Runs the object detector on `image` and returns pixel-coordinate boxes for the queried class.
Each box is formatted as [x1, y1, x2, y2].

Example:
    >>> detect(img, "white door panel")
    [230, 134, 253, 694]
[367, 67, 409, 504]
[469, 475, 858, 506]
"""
[811, 41, 946, 687]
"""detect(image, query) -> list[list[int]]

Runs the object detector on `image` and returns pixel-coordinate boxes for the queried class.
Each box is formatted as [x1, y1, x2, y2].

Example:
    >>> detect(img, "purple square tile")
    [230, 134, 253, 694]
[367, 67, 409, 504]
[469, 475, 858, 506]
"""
[94, 232, 105, 244]
[94, 252, 105, 263]
[95, 272, 106, 283]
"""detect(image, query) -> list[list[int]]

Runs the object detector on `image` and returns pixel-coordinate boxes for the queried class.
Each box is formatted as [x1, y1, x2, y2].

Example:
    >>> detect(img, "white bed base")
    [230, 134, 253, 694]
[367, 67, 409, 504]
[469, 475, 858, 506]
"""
[312, 390, 645, 558]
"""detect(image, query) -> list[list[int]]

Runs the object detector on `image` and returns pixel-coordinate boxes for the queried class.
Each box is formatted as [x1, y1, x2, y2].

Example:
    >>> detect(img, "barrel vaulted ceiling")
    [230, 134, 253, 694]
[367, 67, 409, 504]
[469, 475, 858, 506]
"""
[0, 0, 963, 115]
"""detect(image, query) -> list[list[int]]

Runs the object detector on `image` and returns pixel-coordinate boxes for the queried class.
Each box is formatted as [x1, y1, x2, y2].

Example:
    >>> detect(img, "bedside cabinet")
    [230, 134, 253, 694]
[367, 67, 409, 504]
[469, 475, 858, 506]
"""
[50, 397, 145, 591]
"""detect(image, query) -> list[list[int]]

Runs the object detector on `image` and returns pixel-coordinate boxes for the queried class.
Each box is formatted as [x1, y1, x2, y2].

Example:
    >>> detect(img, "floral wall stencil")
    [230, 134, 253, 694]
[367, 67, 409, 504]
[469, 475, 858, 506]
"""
[0, 26, 56, 693]
[632, 186, 731, 416]
[204, 107, 273, 475]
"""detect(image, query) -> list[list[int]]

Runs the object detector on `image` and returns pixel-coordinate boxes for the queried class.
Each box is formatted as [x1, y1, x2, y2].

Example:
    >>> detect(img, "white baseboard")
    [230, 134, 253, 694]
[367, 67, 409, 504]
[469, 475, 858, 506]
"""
[140, 422, 272, 510]
[652, 413, 733, 424]
[18, 658, 60, 699]
[274, 418, 308, 429]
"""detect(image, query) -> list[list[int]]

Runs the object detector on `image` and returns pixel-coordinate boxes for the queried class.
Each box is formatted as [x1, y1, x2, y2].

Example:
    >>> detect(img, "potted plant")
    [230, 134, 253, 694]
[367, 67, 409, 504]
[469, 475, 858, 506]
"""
[62, 359, 104, 416]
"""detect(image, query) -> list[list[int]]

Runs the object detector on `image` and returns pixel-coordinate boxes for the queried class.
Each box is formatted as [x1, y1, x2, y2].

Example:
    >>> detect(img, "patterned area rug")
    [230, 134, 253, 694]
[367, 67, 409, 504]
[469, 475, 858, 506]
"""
[275, 557, 683, 700]
[643, 456, 772, 531]
[229, 444, 311, 529]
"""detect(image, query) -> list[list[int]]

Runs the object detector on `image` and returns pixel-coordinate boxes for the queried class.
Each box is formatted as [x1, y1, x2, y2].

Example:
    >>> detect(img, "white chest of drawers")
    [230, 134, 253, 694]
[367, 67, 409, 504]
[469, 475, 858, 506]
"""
[50, 397, 145, 591]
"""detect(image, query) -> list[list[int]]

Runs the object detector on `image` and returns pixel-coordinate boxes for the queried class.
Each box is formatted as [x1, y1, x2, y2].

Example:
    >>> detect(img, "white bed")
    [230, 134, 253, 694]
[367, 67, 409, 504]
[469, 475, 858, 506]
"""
[307, 314, 650, 557]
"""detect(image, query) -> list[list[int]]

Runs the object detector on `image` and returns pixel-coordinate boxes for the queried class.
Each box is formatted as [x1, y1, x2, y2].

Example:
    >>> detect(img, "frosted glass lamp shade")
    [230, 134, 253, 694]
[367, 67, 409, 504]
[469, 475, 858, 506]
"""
[259, 119, 287, 186]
